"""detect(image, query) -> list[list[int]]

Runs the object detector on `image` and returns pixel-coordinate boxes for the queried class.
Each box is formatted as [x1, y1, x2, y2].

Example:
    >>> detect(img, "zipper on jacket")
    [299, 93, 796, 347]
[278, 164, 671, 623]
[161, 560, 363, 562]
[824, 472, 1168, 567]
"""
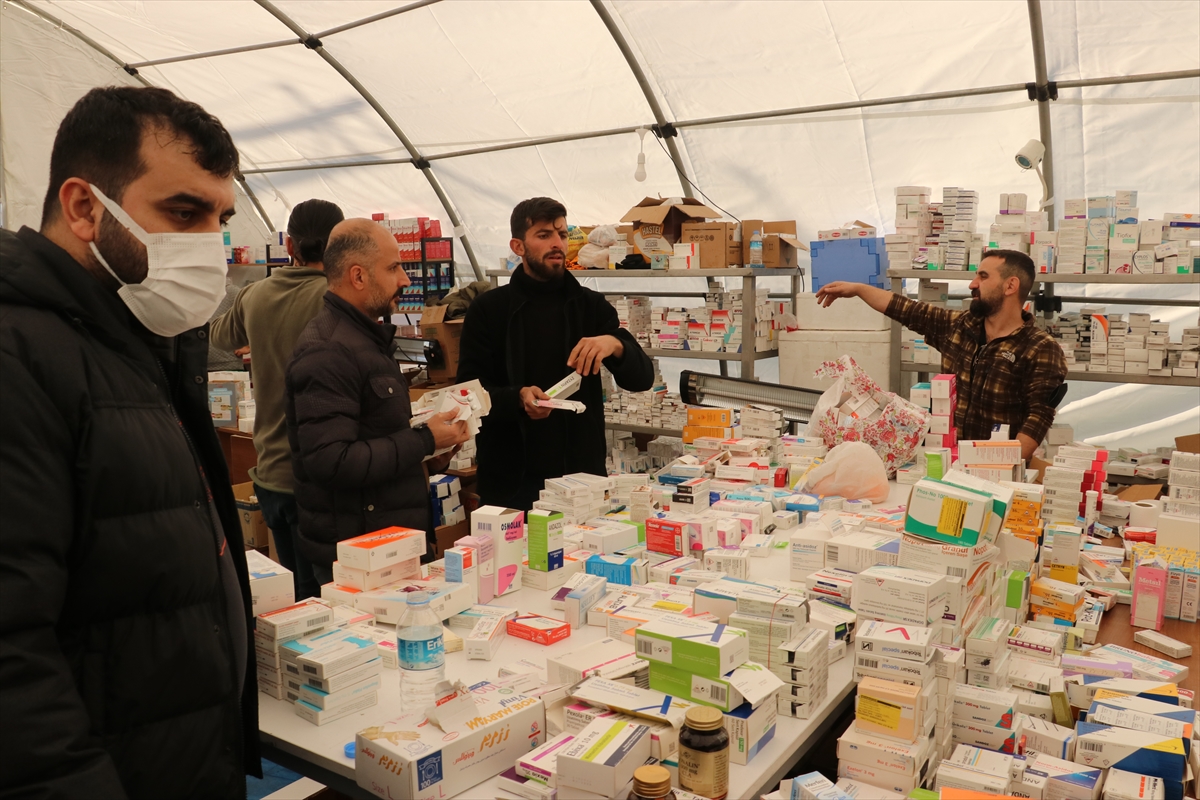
[153, 355, 246, 769]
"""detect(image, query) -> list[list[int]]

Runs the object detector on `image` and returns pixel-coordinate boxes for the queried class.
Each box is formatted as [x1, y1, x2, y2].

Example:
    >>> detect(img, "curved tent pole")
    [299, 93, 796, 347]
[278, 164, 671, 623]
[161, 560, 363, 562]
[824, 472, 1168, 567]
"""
[5, 0, 279, 235]
[589, 0, 694, 200]
[253, 0, 483, 280]
[1026, 0, 1056, 231]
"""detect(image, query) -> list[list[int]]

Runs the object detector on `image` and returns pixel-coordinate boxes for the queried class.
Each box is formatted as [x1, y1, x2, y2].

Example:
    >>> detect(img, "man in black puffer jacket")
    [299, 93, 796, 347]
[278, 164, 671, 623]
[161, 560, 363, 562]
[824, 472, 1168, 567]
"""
[458, 198, 655, 510]
[0, 88, 258, 798]
[286, 219, 469, 580]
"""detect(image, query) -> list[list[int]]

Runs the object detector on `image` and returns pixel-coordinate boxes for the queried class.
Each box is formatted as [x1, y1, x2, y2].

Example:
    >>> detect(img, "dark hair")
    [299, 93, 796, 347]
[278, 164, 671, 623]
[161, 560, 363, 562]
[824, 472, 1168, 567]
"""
[41, 86, 238, 227]
[287, 199, 344, 264]
[323, 228, 378, 284]
[510, 197, 567, 240]
[981, 249, 1036, 302]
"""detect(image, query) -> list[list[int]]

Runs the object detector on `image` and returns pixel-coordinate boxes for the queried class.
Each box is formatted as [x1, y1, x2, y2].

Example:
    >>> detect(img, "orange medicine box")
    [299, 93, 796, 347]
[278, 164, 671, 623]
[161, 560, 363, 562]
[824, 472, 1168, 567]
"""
[335, 526, 425, 572]
[686, 407, 735, 427]
[508, 614, 572, 646]
[854, 676, 924, 744]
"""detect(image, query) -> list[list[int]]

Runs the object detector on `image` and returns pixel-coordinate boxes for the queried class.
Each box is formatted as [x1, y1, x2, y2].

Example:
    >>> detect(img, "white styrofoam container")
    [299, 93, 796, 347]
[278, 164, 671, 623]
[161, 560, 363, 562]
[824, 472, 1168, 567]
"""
[794, 293, 890, 331]
[779, 330, 893, 392]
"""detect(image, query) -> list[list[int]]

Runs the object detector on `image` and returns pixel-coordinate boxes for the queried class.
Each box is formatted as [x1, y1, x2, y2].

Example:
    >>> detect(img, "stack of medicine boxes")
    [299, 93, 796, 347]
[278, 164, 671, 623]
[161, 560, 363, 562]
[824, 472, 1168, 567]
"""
[429, 474, 465, 527]
[282, 613, 381, 725]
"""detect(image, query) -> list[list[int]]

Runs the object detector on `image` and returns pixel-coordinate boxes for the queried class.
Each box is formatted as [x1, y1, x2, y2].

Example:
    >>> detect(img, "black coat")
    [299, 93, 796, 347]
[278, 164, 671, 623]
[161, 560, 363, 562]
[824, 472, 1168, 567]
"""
[456, 267, 655, 507]
[0, 227, 259, 799]
[285, 292, 436, 567]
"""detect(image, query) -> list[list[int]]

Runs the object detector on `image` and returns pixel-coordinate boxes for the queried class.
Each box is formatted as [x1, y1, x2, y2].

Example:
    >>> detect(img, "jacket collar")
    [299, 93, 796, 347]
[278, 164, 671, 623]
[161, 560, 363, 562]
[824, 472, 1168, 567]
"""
[509, 264, 583, 299]
[322, 290, 396, 350]
[963, 308, 1036, 344]
[1, 227, 169, 363]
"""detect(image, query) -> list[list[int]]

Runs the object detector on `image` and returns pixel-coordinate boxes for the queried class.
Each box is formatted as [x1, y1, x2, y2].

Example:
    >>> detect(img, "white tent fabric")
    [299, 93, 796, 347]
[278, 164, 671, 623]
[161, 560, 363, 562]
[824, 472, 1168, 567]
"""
[2, 0, 1197, 445]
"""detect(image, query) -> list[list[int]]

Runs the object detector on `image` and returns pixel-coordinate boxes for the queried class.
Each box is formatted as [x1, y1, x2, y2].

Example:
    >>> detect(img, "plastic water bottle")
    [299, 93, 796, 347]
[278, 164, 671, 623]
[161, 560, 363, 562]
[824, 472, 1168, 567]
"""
[748, 230, 763, 266]
[396, 592, 445, 712]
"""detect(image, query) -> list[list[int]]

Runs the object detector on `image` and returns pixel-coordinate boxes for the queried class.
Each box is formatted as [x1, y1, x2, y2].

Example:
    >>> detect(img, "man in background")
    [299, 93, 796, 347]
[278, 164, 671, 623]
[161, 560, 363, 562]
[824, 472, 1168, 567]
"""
[457, 197, 655, 510]
[1, 85, 257, 798]
[816, 249, 1067, 461]
[212, 198, 343, 598]
[286, 219, 468, 581]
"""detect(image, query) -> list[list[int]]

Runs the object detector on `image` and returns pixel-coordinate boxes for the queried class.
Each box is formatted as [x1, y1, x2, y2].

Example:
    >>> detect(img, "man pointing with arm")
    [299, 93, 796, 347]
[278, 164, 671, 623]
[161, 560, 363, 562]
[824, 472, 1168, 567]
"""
[816, 249, 1066, 462]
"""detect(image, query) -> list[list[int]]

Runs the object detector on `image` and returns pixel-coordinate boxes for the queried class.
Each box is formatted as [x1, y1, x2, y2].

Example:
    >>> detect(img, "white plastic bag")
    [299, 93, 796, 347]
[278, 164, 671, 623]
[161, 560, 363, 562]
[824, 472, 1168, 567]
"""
[576, 242, 608, 269]
[586, 224, 620, 247]
[801, 441, 889, 503]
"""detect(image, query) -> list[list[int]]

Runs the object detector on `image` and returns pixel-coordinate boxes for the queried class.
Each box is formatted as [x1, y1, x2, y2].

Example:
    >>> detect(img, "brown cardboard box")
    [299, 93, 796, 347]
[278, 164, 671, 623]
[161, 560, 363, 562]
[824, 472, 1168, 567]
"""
[620, 197, 720, 258]
[233, 481, 270, 548]
[420, 305, 464, 382]
[433, 519, 470, 559]
[680, 221, 742, 268]
[742, 220, 808, 268]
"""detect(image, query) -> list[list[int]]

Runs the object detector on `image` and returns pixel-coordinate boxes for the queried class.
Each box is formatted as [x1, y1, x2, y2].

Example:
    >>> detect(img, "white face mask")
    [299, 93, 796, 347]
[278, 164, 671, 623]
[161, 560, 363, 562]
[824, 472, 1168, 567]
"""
[87, 183, 228, 337]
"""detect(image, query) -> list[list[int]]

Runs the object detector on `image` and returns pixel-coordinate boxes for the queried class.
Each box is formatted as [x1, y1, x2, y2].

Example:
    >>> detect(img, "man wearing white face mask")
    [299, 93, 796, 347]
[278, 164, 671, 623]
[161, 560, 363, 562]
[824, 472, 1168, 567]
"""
[0, 87, 258, 799]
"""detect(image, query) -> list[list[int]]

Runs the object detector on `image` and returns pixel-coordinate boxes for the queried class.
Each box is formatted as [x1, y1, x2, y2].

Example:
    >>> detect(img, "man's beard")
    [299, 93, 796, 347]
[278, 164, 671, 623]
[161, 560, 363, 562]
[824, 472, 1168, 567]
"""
[364, 272, 397, 320]
[90, 208, 149, 284]
[969, 290, 1001, 318]
[525, 251, 564, 281]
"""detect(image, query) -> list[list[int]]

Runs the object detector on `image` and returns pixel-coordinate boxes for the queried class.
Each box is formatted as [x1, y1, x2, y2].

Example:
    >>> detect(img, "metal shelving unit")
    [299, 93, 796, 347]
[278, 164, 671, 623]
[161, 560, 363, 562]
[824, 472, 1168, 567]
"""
[606, 422, 685, 438]
[486, 267, 802, 381]
[887, 268, 1200, 392]
[898, 362, 1197, 388]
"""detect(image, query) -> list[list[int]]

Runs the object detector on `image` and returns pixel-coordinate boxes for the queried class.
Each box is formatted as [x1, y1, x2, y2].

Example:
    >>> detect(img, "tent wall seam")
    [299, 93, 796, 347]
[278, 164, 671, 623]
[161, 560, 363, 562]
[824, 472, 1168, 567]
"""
[235, 69, 1197, 178]
[5, 0, 278, 235]
[251, 0, 483, 279]
[589, 0, 693, 199]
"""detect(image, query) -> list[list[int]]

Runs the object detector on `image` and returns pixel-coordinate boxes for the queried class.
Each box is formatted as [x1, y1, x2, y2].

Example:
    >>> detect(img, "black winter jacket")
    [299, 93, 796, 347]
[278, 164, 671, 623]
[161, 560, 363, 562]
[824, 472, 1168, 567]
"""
[456, 267, 655, 507]
[286, 292, 436, 567]
[0, 227, 259, 799]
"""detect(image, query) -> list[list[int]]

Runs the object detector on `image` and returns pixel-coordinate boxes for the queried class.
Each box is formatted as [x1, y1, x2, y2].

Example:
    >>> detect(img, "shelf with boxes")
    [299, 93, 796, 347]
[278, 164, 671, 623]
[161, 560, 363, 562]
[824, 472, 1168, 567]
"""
[486, 267, 801, 381]
[374, 215, 456, 314]
[879, 186, 1200, 392]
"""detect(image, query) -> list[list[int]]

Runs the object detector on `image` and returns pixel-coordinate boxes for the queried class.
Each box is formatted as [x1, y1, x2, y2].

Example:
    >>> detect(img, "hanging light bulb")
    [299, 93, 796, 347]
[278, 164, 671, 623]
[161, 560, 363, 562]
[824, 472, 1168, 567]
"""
[634, 127, 648, 182]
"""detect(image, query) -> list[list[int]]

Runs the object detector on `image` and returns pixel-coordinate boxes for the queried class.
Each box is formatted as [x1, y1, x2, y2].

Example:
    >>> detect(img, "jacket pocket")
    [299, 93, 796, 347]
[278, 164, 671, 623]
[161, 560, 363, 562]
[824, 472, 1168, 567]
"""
[368, 373, 406, 399]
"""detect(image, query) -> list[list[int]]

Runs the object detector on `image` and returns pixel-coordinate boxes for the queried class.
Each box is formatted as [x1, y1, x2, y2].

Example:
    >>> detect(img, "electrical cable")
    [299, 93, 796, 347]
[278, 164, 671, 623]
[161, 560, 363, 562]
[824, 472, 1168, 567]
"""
[651, 132, 740, 222]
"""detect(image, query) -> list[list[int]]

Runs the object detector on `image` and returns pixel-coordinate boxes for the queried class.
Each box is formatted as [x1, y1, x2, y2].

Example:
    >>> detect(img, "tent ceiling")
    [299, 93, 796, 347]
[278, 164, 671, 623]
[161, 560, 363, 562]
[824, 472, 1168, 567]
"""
[3, 0, 1197, 273]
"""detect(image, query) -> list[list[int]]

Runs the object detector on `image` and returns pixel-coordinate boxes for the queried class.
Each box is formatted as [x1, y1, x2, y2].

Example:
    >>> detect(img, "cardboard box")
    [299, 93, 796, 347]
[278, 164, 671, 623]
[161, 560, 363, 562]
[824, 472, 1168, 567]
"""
[246, 548, 295, 617]
[680, 220, 742, 267]
[557, 719, 652, 797]
[527, 510, 565, 572]
[904, 479, 993, 546]
[454, 534, 495, 603]
[742, 220, 808, 268]
[724, 697, 777, 767]
[570, 678, 696, 729]
[855, 676, 925, 744]
[634, 616, 749, 678]
[850, 565, 948, 627]
[419, 305, 464, 382]
[233, 482, 270, 548]
[472, 506, 524, 596]
[444, 546, 479, 604]
[256, 598, 334, 643]
[355, 682, 546, 800]
[507, 614, 571, 646]
[620, 197, 720, 259]
[332, 558, 419, 593]
[336, 527, 426, 572]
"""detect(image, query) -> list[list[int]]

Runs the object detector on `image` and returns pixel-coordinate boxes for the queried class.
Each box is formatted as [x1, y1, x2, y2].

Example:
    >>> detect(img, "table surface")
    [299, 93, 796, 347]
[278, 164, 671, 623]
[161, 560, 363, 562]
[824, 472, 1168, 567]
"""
[258, 483, 1198, 799]
[258, 485, 918, 800]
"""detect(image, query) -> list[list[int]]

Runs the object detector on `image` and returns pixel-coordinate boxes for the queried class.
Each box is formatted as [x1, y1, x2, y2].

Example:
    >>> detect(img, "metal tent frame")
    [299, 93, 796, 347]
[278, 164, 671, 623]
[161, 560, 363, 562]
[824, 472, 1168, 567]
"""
[6, 0, 1199, 282]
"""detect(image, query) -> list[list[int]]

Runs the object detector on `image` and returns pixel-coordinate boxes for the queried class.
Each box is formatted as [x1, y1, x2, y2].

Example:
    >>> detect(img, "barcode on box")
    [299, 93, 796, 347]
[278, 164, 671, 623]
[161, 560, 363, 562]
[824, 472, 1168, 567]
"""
[948, 566, 967, 578]
[303, 664, 317, 674]
[375, 607, 389, 617]
[1080, 741, 1104, 753]
[306, 617, 326, 627]
[478, 522, 492, 531]
[636, 639, 653, 656]
[710, 685, 727, 705]
[826, 546, 839, 564]
[859, 658, 879, 670]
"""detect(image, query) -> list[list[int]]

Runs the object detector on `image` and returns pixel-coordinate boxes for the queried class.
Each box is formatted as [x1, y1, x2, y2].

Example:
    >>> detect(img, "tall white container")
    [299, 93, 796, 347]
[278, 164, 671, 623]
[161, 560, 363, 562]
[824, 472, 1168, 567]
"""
[779, 329, 893, 392]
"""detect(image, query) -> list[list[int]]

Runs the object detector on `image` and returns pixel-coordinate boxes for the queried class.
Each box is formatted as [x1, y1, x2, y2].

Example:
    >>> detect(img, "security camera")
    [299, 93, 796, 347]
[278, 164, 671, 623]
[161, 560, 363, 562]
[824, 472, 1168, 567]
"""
[1015, 139, 1045, 170]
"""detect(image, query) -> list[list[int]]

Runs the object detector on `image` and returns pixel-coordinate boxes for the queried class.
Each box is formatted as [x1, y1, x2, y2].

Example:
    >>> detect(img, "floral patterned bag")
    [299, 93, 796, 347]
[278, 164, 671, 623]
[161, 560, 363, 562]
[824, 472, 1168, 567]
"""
[803, 355, 930, 478]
